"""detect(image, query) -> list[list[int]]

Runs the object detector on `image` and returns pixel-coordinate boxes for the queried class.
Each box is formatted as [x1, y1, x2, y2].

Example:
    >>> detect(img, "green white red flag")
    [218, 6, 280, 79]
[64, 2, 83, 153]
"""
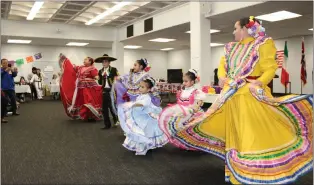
[280, 41, 290, 87]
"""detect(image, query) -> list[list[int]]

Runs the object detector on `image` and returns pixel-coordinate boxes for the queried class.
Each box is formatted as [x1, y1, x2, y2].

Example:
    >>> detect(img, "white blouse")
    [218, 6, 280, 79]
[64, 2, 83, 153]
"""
[180, 86, 206, 101]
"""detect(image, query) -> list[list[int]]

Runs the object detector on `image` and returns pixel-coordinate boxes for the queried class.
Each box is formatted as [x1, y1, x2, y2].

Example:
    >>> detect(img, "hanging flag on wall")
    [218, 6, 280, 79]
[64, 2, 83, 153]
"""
[26, 56, 34, 63]
[280, 41, 290, 87]
[34, 53, 42, 60]
[15, 58, 24, 66]
[300, 37, 307, 86]
[276, 50, 284, 68]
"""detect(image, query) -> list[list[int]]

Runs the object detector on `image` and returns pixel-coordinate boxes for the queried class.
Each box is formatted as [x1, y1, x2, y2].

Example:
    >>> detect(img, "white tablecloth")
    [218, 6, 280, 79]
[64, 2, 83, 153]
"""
[203, 94, 219, 103]
[15, 85, 31, 94]
[50, 84, 60, 93]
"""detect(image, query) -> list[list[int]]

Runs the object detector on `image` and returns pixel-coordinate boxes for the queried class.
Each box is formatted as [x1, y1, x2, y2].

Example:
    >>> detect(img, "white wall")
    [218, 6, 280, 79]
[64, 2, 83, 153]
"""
[119, 3, 190, 41]
[1, 44, 168, 80]
[167, 35, 313, 94]
[167, 49, 190, 73]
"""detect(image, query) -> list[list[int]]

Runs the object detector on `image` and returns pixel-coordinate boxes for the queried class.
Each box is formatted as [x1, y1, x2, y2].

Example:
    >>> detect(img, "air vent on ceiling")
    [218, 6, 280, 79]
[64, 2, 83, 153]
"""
[70, 1, 92, 5]
[59, 10, 78, 15]
[51, 19, 67, 23]
[54, 14, 73, 19]
[127, 25, 134, 38]
[63, 4, 85, 11]
[144, 17, 153, 32]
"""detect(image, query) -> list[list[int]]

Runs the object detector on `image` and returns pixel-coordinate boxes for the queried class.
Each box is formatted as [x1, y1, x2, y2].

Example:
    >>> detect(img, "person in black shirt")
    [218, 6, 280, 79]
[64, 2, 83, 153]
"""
[95, 54, 119, 129]
[214, 68, 219, 86]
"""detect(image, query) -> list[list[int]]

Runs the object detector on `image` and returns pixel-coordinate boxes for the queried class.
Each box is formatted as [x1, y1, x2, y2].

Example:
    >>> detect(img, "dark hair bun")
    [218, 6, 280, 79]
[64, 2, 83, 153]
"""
[185, 70, 197, 81]
[137, 59, 147, 70]
[143, 78, 155, 89]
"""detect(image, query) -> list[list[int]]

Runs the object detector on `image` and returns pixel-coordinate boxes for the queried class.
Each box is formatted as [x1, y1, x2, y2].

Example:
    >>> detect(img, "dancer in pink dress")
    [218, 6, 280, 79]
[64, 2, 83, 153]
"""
[158, 69, 205, 150]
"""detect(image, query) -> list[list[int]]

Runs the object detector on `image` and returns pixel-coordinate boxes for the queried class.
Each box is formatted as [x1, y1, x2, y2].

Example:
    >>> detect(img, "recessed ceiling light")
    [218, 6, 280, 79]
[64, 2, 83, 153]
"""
[7, 39, 32, 44]
[86, 2, 131, 25]
[210, 43, 224, 47]
[27, 2, 44, 20]
[66, 42, 89, 46]
[149, 38, 176, 42]
[255, 11, 302, 22]
[186, 29, 221, 34]
[161, 48, 174, 51]
[124, 45, 142, 49]
[309, 28, 313, 31]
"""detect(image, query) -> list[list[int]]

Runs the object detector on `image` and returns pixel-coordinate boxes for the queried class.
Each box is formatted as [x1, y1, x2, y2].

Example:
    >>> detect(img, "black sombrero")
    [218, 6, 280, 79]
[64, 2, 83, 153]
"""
[94, 54, 117, 63]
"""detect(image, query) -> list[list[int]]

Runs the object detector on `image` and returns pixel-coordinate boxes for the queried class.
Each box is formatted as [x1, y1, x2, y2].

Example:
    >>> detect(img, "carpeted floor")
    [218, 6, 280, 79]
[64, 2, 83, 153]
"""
[2, 100, 313, 185]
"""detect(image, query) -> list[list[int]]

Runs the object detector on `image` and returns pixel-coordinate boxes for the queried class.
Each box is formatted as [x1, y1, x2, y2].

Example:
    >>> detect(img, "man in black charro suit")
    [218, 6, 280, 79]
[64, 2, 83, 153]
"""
[95, 54, 119, 130]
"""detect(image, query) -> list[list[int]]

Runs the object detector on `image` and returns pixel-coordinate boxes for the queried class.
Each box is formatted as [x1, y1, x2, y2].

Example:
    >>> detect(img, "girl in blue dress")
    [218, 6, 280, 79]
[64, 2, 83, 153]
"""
[118, 77, 168, 155]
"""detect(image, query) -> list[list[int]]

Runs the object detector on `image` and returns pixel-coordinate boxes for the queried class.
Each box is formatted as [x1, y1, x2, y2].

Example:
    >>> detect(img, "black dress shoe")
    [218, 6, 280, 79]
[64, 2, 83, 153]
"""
[101, 126, 111, 130]
[13, 113, 20, 116]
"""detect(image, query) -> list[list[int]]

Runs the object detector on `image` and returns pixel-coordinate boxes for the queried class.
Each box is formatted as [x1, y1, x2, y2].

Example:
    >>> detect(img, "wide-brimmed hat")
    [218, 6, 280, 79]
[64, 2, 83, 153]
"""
[94, 54, 117, 63]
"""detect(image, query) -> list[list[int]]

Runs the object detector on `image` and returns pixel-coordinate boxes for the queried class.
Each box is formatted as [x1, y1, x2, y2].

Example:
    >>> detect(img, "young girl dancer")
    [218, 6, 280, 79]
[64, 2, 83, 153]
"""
[111, 59, 161, 116]
[158, 69, 205, 150]
[118, 77, 168, 155]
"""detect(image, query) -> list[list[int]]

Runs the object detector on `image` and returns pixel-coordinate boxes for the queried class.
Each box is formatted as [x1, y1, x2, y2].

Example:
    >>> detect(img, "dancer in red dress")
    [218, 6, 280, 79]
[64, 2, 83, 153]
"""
[59, 54, 102, 121]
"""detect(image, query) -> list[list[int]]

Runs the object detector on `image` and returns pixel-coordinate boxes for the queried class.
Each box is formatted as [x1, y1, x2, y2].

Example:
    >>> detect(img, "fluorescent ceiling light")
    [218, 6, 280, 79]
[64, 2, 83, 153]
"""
[210, 43, 224, 47]
[210, 29, 220, 33]
[149, 38, 176, 42]
[7, 39, 32, 44]
[124, 45, 142, 49]
[186, 29, 221, 34]
[309, 28, 313, 31]
[66, 42, 89, 46]
[161, 48, 174, 51]
[86, 2, 131, 25]
[255, 11, 302, 22]
[27, 2, 44, 20]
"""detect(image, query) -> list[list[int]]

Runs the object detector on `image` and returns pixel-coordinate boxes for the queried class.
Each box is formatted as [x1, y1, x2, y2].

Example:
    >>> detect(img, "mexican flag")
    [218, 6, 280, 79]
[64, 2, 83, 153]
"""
[280, 41, 290, 87]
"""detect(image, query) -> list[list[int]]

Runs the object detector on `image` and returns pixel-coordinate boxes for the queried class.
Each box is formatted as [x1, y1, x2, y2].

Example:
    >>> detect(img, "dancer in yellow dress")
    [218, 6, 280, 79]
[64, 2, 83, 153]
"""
[172, 16, 313, 184]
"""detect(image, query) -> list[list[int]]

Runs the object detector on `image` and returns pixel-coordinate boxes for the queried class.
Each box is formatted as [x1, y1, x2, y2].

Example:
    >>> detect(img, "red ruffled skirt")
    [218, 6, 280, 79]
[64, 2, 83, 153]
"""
[60, 58, 102, 120]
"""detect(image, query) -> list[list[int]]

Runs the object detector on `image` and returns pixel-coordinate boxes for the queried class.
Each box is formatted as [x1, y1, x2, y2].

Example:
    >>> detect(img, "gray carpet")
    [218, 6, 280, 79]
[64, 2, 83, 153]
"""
[1, 100, 313, 185]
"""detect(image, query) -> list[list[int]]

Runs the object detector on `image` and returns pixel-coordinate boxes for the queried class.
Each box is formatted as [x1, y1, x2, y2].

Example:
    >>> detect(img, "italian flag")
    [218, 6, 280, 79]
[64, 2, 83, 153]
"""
[280, 41, 290, 87]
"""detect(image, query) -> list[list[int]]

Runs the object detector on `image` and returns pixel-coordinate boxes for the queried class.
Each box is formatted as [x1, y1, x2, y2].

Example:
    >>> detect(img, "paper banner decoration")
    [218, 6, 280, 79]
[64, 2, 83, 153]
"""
[26, 56, 34, 63]
[15, 58, 24, 66]
[34, 53, 42, 60]
[8, 60, 15, 66]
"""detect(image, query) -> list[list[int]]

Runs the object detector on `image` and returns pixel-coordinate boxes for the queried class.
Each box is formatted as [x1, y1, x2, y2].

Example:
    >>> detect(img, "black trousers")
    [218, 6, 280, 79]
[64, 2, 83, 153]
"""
[1, 95, 8, 119]
[3, 90, 17, 113]
[30, 84, 37, 100]
[102, 89, 118, 128]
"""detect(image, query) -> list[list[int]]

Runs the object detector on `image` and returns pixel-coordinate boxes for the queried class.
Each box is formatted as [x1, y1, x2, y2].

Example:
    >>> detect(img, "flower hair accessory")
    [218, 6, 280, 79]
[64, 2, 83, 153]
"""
[141, 58, 151, 72]
[245, 16, 266, 38]
[188, 69, 201, 83]
[146, 77, 156, 87]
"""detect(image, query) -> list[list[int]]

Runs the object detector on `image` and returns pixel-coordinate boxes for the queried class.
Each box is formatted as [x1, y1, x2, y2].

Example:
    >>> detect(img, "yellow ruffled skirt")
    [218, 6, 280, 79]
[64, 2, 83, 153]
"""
[175, 84, 313, 184]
